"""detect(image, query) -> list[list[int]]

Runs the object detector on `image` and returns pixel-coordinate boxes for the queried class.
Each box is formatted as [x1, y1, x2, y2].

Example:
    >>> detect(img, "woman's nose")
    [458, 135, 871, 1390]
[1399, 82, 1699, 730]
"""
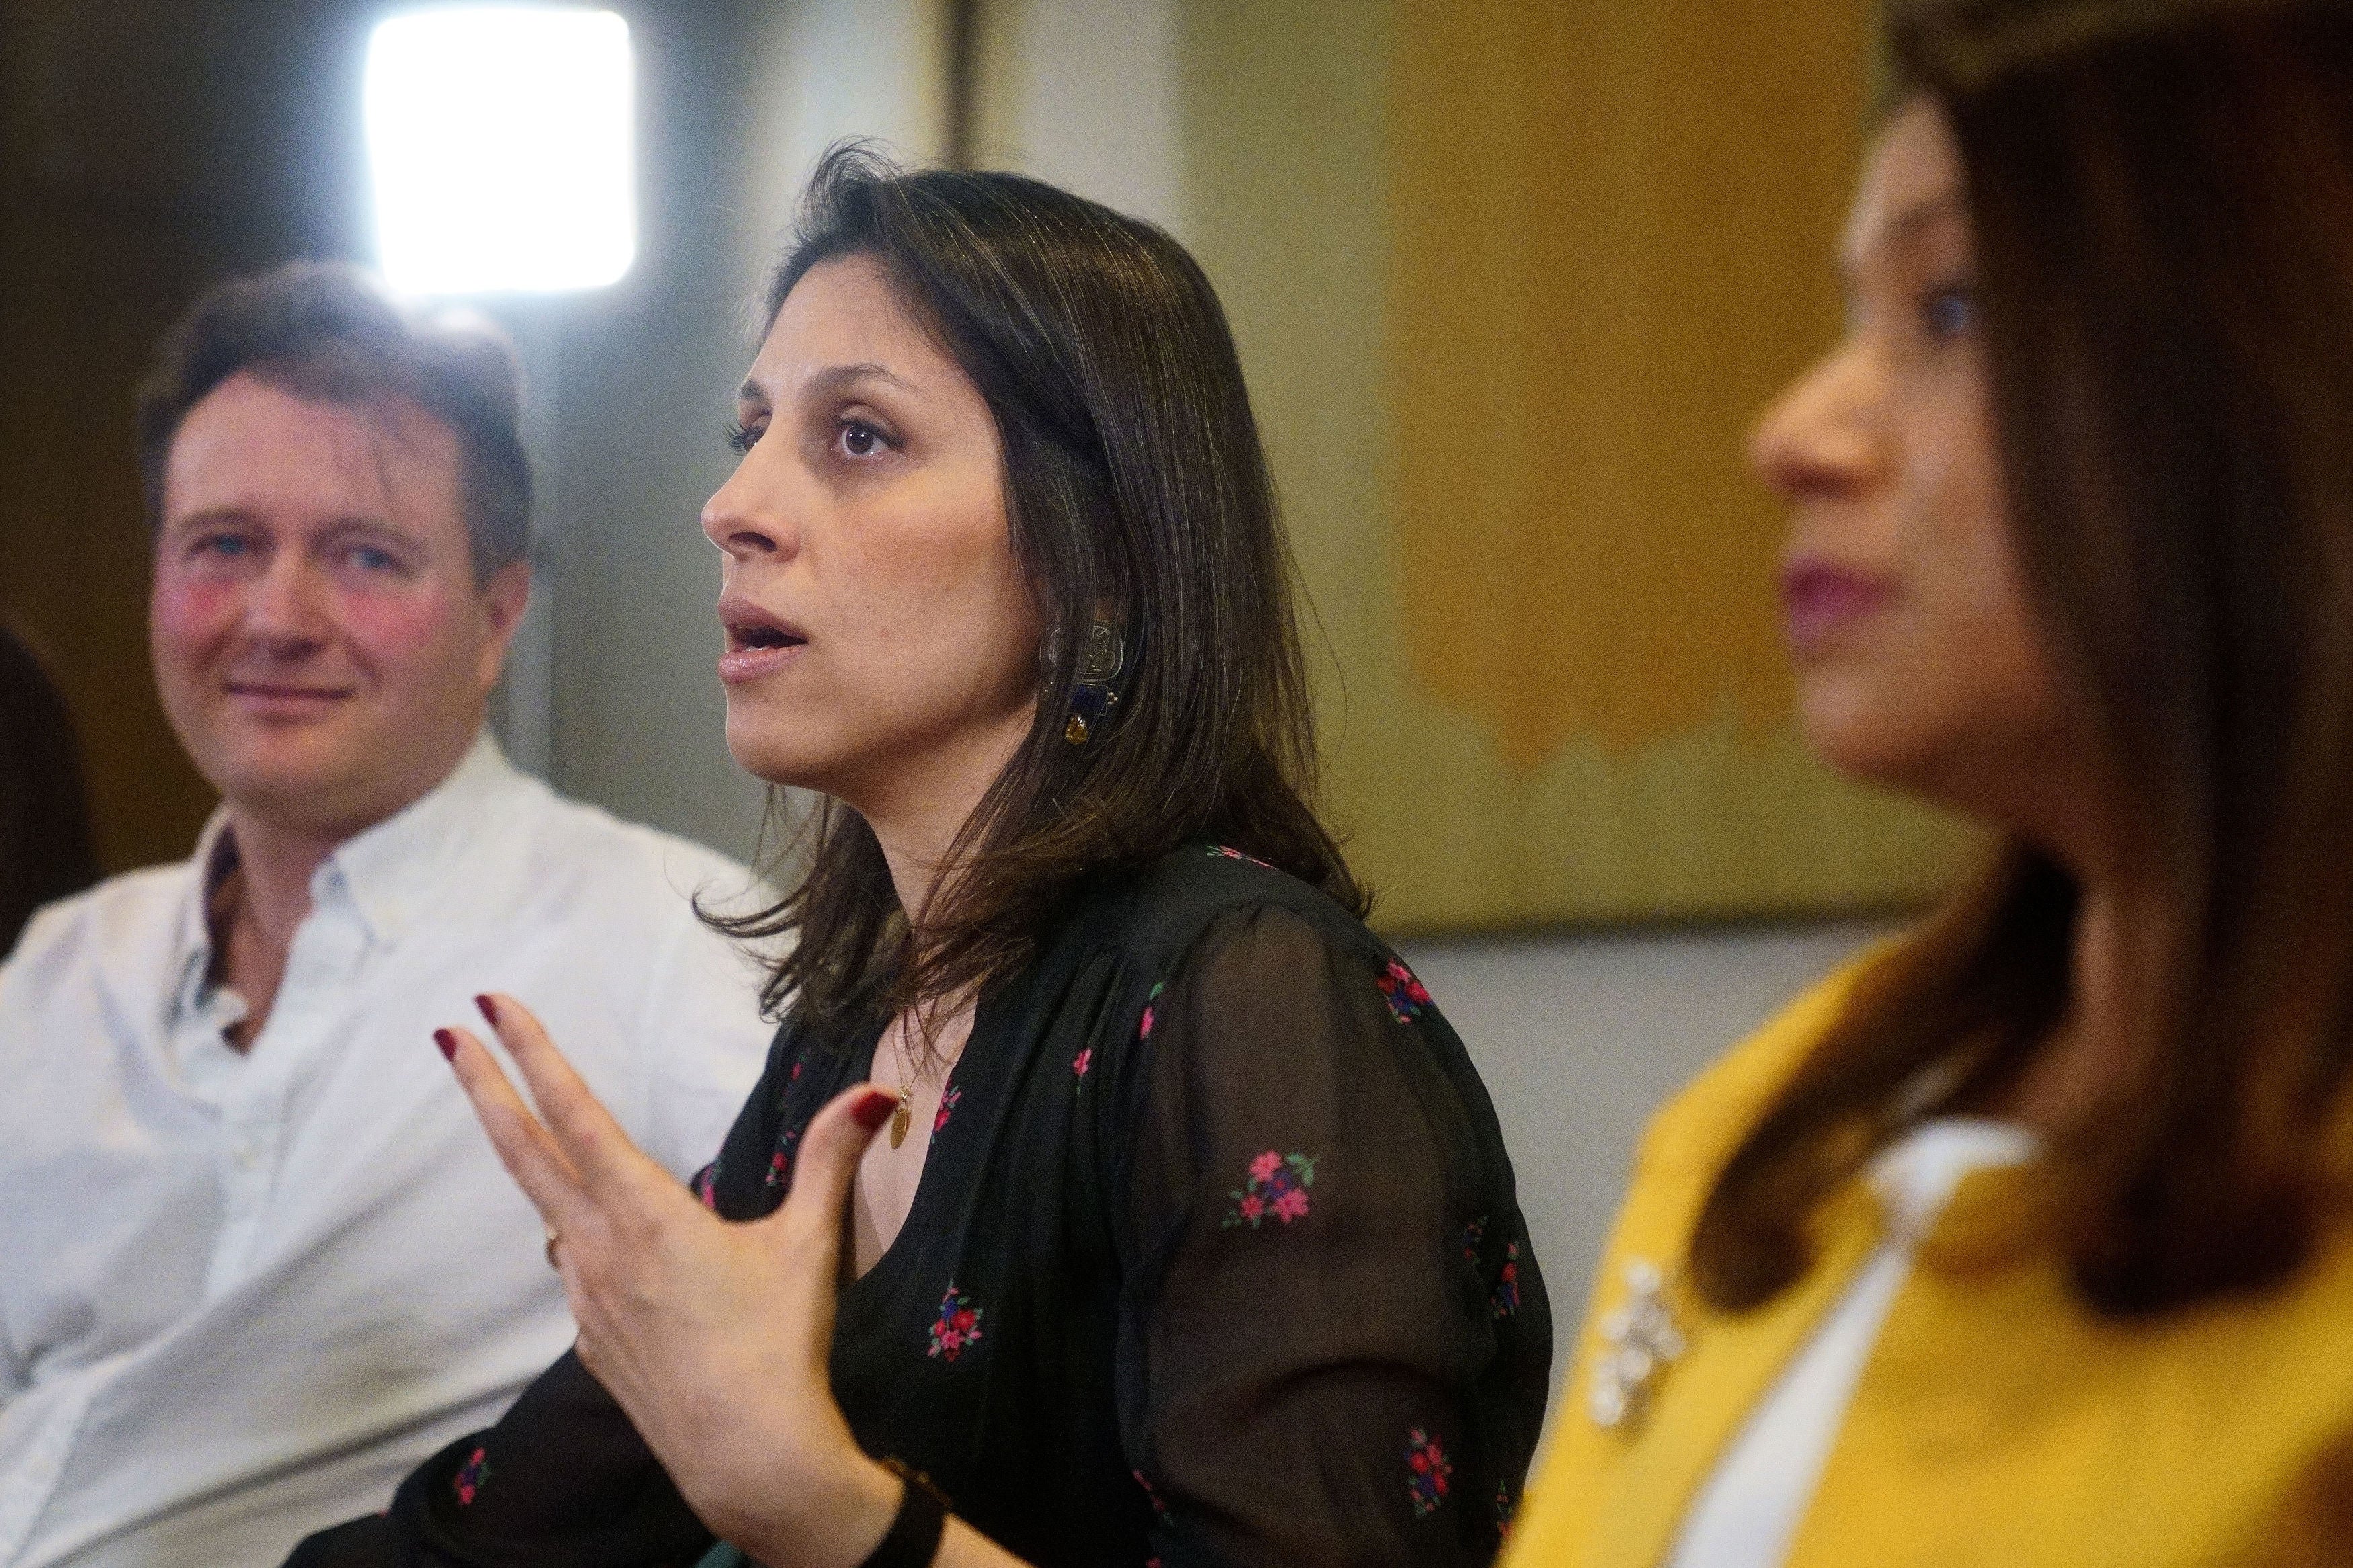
[1748, 338, 1888, 504]
[700, 456, 798, 563]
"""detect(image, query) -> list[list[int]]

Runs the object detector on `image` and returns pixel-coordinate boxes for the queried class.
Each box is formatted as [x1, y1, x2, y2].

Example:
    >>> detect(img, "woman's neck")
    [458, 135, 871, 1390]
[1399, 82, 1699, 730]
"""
[2002, 876, 2130, 1134]
[850, 708, 1036, 930]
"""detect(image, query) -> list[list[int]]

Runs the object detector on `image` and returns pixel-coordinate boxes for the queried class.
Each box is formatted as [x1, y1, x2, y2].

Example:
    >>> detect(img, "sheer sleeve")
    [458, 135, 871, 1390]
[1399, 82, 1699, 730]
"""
[1117, 903, 1542, 1567]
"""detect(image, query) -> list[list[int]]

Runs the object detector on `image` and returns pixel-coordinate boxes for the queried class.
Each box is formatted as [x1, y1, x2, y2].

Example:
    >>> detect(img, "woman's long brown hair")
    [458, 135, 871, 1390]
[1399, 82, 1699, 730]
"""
[1693, 0, 2353, 1317]
[706, 147, 1365, 1055]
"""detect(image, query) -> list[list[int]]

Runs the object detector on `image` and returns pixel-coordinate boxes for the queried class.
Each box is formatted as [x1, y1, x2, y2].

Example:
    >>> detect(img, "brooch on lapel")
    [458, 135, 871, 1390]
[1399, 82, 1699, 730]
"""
[1588, 1257, 1687, 1431]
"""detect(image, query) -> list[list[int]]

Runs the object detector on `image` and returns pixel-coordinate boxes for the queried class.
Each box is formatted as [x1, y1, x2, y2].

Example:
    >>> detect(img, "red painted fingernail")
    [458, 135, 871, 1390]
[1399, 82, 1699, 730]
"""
[852, 1088, 895, 1131]
[475, 995, 497, 1026]
[434, 1028, 458, 1061]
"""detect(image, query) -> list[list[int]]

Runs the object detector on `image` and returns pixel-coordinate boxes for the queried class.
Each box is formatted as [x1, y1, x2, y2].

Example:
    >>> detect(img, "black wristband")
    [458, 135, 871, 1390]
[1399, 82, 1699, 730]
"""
[859, 1460, 949, 1568]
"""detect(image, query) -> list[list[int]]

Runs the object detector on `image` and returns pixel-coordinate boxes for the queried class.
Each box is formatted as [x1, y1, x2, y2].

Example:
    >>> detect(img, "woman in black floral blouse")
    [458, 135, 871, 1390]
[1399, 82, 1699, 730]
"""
[290, 147, 1548, 1568]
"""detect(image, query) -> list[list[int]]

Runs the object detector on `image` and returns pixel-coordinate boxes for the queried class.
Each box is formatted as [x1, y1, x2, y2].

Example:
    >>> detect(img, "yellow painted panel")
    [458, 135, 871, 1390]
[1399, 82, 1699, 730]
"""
[1179, 0, 1976, 932]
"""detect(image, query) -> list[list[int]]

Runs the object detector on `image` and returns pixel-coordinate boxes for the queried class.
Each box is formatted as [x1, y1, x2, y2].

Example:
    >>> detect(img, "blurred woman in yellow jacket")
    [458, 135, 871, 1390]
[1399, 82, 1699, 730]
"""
[1506, 1, 2353, 1563]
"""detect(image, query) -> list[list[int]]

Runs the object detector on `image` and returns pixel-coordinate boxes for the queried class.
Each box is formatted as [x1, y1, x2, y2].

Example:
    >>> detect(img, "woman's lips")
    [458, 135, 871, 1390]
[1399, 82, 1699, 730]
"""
[715, 594, 809, 685]
[1780, 560, 1896, 653]
[718, 641, 807, 684]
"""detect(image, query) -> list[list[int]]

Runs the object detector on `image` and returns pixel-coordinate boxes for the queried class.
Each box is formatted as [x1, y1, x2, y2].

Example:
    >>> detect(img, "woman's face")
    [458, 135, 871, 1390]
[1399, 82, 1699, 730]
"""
[703, 256, 1042, 809]
[1750, 98, 2083, 837]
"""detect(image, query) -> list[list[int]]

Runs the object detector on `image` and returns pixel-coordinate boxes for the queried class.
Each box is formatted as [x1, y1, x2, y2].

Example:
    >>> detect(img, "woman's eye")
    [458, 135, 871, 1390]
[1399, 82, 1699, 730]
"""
[725, 419, 763, 456]
[838, 420, 885, 459]
[349, 546, 398, 573]
[197, 534, 253, 559]
[1923, 285, 1976, 341]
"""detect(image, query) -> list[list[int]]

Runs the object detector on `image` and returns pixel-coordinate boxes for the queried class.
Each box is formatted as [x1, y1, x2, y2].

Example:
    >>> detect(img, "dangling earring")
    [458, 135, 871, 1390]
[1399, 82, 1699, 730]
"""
[1061, 597, 1125, 746]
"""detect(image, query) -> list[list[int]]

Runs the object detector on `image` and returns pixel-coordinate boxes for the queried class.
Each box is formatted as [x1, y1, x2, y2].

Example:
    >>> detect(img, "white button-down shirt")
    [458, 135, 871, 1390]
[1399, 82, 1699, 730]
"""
[0, 735, 777, 1568]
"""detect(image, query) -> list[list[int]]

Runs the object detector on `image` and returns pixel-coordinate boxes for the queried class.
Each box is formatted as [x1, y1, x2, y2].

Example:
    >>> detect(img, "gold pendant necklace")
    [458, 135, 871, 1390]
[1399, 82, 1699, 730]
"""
[889, 1083, 914, 1149]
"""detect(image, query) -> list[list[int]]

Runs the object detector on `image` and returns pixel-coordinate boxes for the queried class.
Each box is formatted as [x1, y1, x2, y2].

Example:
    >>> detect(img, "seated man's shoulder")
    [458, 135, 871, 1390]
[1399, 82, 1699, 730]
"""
[0, 863, 197, 1075]
[505, 788, 762, 922]
[6, 860, 194, 986]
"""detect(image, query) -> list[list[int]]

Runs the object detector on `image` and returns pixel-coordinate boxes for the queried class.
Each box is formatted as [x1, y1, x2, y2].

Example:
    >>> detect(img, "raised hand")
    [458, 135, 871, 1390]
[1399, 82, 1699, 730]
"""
[435, 993, 900, 1568]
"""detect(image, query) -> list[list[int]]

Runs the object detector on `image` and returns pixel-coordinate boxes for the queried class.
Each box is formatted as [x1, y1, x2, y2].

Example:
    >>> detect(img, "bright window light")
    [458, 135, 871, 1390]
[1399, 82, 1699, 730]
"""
[364, 7, 635, 294]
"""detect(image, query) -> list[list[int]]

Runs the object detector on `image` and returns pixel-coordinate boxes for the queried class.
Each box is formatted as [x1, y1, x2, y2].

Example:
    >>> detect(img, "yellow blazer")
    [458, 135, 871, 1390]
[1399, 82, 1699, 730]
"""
[1504, 959, 2353, 1568]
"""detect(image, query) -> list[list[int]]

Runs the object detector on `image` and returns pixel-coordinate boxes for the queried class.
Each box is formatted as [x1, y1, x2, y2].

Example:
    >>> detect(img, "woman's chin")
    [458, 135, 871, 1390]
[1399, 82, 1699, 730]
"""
[723, 725, 829, 794]
[1795, 676, 1945, 796]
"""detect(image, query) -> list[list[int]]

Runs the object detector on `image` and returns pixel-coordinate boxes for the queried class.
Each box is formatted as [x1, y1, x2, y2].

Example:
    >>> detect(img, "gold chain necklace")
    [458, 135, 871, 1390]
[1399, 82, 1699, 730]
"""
[889, 1081, 916, 1148]
[883, 1012, 934, 1149]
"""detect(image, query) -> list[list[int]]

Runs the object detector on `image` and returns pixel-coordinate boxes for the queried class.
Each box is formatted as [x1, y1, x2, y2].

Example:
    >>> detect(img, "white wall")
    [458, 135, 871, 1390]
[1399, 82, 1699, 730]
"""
[969, 0, 1187, 233]
[534, 0, 947, 867]
[1398, 921, 1884, 1378]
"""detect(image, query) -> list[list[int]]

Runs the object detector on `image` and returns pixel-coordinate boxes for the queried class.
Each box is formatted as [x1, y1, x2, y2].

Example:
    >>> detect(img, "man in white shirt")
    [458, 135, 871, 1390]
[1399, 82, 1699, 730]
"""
[0, 263, 776, 1568]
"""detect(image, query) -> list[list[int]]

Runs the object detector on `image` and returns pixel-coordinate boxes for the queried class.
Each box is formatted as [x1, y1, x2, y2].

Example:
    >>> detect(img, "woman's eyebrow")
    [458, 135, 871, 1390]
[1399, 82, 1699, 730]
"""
[736, 362, 918, 409]
[804, 362, 917, 400]
[1841, 188, 1969, 285]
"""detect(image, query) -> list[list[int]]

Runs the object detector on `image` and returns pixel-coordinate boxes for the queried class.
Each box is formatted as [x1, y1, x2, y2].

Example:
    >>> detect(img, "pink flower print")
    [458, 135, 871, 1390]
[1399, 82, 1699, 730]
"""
[692, 1163, 720, 1211]
[1406, 1428, 1452, 1517]
[1461, 1216, 1488, 1262]
[1222, 1150, 1318, 1229]
[930, 1085, 961, 1146]
[1492, 1241, 1521, 1318]
[1133, 1469, 1175, 1528]
[764, 1128, 800, 1190]
[1073, 1048, 1093, 1081]
[1207, 844, 1274, 869]
[1139, 980, 1164, 1040]
[452, 1446, 491, 1505]
[926, 1285, 985, 1362]
[1374, 959, 1433, 1024]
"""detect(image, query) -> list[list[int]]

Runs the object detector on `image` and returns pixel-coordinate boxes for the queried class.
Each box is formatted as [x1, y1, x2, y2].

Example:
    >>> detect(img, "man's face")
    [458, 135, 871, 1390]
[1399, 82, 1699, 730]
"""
[151, 372, 528, 839]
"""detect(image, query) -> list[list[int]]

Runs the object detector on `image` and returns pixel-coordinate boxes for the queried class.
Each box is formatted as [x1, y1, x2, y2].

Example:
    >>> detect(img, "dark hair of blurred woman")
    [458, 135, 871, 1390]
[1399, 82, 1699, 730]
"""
[1698, 0, 2353, 1317]
[0, 618, 99, 953]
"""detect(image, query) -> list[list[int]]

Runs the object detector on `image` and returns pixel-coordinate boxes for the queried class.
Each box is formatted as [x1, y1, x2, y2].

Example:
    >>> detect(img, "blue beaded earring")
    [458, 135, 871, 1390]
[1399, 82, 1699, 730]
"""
[1058, 599, 1126, 746]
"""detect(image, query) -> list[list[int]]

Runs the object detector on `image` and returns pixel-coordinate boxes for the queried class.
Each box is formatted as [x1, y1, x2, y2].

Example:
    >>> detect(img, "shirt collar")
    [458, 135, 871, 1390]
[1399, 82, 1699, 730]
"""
[171, 731, 526, 1005]
[172, 819, 242, 1022]
[319, 731, 526, 946]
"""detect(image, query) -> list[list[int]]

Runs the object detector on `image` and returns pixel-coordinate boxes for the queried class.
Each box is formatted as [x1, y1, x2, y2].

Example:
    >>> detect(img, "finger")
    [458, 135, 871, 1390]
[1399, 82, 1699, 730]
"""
[764, 1084, 896, 1316]
[436, 1024, 592, 1230]
[473, 992, 664, 1194]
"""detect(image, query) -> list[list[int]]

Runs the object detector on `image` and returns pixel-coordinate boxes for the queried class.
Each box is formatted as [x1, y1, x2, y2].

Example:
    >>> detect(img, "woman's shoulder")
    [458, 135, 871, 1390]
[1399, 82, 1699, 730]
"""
[1085, 841, 1384, 979]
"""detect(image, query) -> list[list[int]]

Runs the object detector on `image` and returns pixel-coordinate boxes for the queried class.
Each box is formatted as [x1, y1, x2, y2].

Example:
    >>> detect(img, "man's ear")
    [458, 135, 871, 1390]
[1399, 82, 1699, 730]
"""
[476, 559, 533, 689]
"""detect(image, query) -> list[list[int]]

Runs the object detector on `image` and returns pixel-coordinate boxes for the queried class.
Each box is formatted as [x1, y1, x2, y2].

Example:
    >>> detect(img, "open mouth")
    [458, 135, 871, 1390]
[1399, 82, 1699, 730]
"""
[725, 622, 807, 653]
[717, 593, 809, 654]
[716, 594, 810, 684]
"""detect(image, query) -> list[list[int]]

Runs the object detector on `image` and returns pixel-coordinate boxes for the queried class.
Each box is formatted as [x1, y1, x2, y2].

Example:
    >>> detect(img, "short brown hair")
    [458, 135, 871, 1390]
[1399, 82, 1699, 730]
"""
[1694, 0, 2353, 1318]
[134, 260, 533, 582]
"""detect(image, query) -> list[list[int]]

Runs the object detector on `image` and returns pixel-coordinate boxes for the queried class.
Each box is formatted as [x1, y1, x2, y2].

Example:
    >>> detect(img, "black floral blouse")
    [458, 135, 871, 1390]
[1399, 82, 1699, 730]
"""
[288, 846, 1552, 1568]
